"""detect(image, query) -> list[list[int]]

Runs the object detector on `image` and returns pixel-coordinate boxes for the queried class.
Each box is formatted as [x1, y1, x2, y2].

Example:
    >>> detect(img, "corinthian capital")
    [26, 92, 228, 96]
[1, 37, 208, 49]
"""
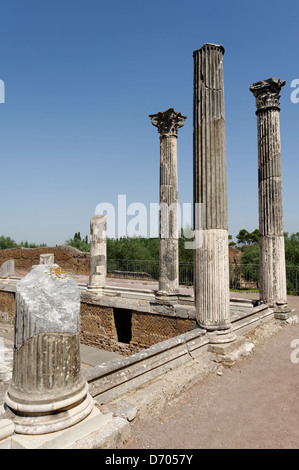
[250, 78, 286, 113]
[149, 108, 187, 135]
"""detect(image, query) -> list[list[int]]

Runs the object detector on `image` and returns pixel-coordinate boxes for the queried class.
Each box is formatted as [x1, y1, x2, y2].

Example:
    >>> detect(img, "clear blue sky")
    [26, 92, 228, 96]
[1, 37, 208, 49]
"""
[0, 0, 298, 246]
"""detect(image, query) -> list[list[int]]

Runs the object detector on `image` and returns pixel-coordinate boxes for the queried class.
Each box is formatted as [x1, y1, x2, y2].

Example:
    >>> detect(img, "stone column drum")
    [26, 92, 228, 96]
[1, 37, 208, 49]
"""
[88, 215, 107, 291]
[149, 108, 186, 295]
[193, 44, 234, 340]
[250, 78, 291, 319]
[5, 264, 93, 434]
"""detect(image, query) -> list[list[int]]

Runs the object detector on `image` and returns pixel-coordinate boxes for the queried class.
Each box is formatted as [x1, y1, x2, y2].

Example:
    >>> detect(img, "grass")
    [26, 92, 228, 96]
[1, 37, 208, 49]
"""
[230, 289, 259, 293]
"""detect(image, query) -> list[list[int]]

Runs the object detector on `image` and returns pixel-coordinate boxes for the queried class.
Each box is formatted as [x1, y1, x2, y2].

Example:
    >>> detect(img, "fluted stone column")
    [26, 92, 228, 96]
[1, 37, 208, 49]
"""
[149, 108, 186, 295]
[88, 215, 107, 292]
[193, 44, 234, 342]
[250, 78, 292, 319]
[5, 265, 93, 434]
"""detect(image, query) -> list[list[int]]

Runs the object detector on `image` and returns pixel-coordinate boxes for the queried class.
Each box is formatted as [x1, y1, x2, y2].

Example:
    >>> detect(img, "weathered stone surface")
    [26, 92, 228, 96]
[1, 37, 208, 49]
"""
[89, 215, 107, 290]
[193, 44, 228, 230]
[13, 264, 80, 350]
[1, 260, 14, 279]
[149, 108, 186, 294]
[193, 44, 232, 336]
[250, 78, 291, 317]
[0, 418, 15, 443]
[194, 229, 231, 330]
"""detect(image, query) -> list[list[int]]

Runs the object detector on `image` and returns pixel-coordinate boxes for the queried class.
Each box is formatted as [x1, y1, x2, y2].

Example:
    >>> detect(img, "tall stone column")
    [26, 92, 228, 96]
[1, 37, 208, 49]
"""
[88, 215, 107, 292]
[250, 78, 292, 319]
[149, 108, 186, 296]
[193, 44, 234, 341]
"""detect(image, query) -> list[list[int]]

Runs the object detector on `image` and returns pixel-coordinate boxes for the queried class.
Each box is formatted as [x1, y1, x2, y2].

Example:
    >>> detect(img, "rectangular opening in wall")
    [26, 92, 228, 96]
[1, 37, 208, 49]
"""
[113, 308, 132, 343]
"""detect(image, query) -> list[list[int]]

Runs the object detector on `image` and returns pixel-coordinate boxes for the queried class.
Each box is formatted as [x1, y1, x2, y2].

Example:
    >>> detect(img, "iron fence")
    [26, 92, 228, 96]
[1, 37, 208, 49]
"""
[107, 259, 299, 295]
[229, 263, 260, 291]
[286, 266, 299, 296]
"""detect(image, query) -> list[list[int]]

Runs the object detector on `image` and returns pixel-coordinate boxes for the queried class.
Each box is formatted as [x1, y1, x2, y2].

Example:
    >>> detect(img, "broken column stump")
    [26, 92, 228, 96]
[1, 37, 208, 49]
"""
[4, 264, 94, 435]
[88, 215, 107, 292]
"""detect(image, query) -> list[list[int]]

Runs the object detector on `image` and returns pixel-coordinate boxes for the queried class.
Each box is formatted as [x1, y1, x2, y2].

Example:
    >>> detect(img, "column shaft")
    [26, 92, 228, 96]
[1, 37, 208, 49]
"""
[193, 43, 231, 331]
[159, 134, 179, 293]
[149, 108, 186, 295]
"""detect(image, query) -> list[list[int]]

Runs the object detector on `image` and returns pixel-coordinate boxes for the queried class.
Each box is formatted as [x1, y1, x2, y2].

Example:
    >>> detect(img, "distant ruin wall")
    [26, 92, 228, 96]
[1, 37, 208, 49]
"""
[0, 245, 90, 275]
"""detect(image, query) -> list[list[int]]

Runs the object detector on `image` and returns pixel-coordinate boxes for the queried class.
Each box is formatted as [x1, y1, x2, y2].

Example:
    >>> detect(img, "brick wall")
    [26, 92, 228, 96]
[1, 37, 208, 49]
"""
[131, 312, 196, 349]
[80, 301, 196, 355]
[0, 290, 196, 356]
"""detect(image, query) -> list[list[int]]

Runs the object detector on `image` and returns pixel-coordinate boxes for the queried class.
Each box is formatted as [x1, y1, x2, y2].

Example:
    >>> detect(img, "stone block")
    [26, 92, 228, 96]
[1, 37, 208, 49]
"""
[39, 253, 55, 265]
[1, 260, 14, 278]
[208, 335, 245, 355]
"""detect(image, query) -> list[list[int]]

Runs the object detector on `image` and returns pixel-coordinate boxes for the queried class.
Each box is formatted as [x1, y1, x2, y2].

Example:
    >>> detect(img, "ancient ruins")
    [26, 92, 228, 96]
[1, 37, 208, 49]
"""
[0, 43, 295, 448]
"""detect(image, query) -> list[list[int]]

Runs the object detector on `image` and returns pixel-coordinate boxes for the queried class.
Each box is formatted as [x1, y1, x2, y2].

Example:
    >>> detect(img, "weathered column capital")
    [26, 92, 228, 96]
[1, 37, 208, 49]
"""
[193, 42, 225, 56]
[250, 78, 286, 113]
[149, 108, 186, 136]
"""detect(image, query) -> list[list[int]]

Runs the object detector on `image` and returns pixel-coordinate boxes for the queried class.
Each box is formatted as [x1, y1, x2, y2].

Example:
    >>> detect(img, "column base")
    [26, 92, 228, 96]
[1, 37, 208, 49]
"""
[207, 328, 236, 344]
[207, 328, 241, 355]
[274, 303, 293, 320]
[0, 405, 116, 449]
[4, 391, 94, 435]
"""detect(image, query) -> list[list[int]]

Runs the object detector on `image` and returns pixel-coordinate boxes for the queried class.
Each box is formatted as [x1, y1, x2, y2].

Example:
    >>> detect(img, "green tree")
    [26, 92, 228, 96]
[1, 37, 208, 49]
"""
[284, 232, 299, 265]
[19, 241, 47, 248]
[0, 236, 18, 250]
[241, 244, 259, 264]
[236, 229, 249, 245]
[65, 233, 90, 252]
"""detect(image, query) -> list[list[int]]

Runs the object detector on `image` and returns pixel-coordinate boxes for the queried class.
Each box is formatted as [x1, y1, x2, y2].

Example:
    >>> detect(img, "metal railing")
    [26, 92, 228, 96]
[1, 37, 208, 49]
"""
[286, 266, 299, 296]
[230, 263, 259, 291]
[107, 259, 299, 295]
